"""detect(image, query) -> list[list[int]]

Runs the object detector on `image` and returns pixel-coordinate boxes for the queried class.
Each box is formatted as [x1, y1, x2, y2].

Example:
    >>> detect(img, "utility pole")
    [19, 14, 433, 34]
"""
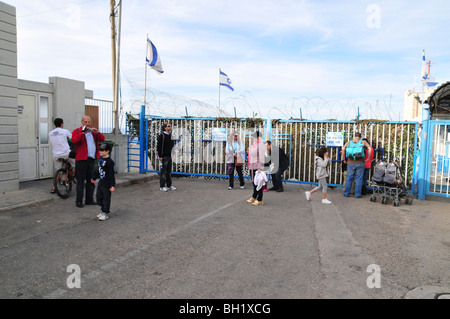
[110, 0, 116, 112]
[110, 0, 121, 133]
[109, 0, 121, 170]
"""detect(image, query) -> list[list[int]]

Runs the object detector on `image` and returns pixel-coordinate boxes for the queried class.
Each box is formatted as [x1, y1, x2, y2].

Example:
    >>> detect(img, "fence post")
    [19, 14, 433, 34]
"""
[139, 105, 146, 174]
[418, 116, 430, 200]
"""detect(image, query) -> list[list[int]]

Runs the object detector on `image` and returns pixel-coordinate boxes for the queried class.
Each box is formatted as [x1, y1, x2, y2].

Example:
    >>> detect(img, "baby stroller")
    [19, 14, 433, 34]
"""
[370, 160, 413, 206]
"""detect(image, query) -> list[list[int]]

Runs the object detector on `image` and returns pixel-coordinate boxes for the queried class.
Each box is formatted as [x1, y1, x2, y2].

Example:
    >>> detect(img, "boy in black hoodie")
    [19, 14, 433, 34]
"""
[157, 122, 176, 192]
[91, 143, 116, 221]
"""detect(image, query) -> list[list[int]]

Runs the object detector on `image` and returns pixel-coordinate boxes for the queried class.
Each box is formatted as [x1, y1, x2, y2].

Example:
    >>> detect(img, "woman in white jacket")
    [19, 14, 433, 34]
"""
[225, 131, 246, 190]
[305, 147, 332, 204]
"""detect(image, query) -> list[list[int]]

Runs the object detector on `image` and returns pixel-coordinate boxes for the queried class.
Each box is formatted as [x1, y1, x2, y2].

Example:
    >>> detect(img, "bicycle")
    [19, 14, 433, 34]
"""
[53, 158, 76, 199]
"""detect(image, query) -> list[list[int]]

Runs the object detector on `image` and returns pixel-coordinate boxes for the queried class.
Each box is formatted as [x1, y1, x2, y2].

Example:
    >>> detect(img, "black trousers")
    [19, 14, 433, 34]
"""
[271, 166, 287, 190]
[228, 162, 245, 188]
[160, 157, 173, 188]
[75, 159, 95, 204]
[251, 170, 263, 201]
[96, 185, 112, 214]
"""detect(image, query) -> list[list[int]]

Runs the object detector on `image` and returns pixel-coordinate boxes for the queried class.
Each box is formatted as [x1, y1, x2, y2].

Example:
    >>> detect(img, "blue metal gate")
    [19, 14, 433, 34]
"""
[127, 106, 419, 193]
[128, 105, 268, 179]
[425, 121, 450, 198]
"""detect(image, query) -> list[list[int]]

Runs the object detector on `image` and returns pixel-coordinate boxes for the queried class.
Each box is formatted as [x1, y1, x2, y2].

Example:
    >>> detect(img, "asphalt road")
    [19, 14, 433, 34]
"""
[0, 177, 449, 299]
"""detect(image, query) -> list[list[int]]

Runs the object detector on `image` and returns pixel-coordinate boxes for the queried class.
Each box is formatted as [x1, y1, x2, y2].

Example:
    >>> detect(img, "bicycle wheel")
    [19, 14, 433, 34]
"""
[54, 168, 72, 199]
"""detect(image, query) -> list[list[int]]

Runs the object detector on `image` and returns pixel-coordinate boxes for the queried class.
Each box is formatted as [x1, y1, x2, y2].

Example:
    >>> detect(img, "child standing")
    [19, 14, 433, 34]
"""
[252, 168, 268, 206]
[91, 143, 116, 221]
[305, 147, 332, 204]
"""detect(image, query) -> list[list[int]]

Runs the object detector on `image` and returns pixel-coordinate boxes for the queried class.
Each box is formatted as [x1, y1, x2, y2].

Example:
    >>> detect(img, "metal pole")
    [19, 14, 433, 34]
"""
[144, 34, 148, 107]
[418, 82, 430, 200]
[139, 105, 146, 174]
[218, 68, 221, 115]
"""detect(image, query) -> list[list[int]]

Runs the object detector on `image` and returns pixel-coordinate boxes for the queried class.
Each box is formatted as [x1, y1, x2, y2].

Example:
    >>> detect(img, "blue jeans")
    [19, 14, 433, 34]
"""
[344, 162, 365, 198]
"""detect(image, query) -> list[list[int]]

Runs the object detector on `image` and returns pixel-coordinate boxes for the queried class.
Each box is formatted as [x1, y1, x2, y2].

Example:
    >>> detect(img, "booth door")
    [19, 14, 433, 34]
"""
[18, 93, 52, 181]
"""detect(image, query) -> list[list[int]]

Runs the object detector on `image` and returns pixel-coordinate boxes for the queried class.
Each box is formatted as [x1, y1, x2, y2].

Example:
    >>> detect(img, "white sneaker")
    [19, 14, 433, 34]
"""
[160, 187, 168, 192]
[98, 213, 109, 221]
[240, 186, 245, 189]
[322, 199, 332, 204]
[228, 187, 233, 190]
[97, 213, 102, 218]
[169, 186, 176, 191]
[305, 191, 311, 201]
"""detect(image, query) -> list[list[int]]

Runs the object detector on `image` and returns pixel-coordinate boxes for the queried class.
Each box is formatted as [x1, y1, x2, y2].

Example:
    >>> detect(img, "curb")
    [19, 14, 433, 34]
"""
[0, 173, 158, 213]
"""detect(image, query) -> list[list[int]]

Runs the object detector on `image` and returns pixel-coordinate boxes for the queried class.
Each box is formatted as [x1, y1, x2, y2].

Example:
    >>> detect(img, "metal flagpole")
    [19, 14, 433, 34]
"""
[218, 68, 221, 115]
[144, 35, 148, 107]
[418, 49, 431, 200]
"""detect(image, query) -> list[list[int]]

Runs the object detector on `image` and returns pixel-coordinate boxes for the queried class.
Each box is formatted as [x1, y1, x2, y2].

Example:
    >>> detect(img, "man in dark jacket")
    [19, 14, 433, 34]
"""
[157, 122, 175, 192]
[265, 141, 290, 192]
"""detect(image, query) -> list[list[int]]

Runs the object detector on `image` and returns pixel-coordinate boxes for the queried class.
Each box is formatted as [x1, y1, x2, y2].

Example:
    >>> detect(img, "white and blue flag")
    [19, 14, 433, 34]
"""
[146, 38, 164, 73]
[219, 69, 234, 91]
[421, 50, 438, 88]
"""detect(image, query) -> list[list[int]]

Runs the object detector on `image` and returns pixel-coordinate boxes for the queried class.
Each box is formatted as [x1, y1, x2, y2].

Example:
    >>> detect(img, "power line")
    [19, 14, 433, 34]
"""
[18, 0, 99, 18]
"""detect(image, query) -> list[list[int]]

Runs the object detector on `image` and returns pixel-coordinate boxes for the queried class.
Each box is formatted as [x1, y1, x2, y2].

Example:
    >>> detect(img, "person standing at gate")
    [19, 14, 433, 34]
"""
[49, 118, 75, 194]
[246, 131, 267, 206]
[362, 138, 374, 195]
[157, 122, 176, 192]
[341, 132, 372, 198]
[265, 141, 289, 192]
[226, 131, 246, 190]
[72, 115, 105, 208]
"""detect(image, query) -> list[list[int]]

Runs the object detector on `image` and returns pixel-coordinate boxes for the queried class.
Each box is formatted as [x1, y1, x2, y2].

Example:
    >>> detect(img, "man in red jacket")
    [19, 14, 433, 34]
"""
[72, 115, 105, 208]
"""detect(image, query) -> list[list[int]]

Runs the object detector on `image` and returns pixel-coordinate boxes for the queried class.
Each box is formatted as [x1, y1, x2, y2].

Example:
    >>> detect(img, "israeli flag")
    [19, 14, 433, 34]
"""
[421, 50, 438, 88]
[219, 69, 234, 91]
[146, 38, 164, 73]
[424, 74, 439, 88]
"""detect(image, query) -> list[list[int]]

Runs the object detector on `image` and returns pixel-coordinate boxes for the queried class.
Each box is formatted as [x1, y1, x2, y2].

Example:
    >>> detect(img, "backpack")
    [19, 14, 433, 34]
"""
[372, 161, 387, 183]
[346, 140, 366, 161]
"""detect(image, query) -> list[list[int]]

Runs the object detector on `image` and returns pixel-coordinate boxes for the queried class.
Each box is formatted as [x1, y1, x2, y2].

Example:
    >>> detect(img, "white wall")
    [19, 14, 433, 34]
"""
[103, 133, 128, 173]
[403, 88, 435, 122]
[0, 1, 18, 193]
[49, 76, 93, 131]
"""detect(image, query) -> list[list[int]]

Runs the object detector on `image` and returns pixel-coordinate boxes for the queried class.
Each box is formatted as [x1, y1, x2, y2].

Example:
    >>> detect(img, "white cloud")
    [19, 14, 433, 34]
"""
[9, 0, 450, 121]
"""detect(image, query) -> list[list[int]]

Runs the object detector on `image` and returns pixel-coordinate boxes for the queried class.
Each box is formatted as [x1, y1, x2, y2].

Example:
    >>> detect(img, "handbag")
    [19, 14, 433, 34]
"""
[235, 155, 243, 167]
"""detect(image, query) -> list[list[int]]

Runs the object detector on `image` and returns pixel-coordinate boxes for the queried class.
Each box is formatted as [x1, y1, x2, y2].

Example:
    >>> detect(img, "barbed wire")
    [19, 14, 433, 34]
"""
[120, 74, 399, 121]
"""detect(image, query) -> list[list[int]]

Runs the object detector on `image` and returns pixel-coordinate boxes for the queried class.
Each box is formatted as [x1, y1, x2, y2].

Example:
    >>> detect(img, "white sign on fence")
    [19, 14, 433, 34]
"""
[326, 132, 344, 147]
[212, 128, 227, 142]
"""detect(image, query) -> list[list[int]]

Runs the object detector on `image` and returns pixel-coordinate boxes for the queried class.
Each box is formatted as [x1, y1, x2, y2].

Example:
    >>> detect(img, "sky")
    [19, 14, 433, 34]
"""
[9, 0, 450, 121]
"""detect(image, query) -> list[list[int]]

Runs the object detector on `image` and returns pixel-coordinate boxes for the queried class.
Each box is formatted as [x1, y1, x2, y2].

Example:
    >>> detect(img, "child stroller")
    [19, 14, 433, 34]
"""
[370, 160, 414, 206]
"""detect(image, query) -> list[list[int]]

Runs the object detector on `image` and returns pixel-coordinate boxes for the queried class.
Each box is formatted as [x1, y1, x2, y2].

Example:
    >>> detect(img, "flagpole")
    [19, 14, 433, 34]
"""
[144, 35, 148, 108]
[218, 68, 221, 116]
[418, 49, 431, 200]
